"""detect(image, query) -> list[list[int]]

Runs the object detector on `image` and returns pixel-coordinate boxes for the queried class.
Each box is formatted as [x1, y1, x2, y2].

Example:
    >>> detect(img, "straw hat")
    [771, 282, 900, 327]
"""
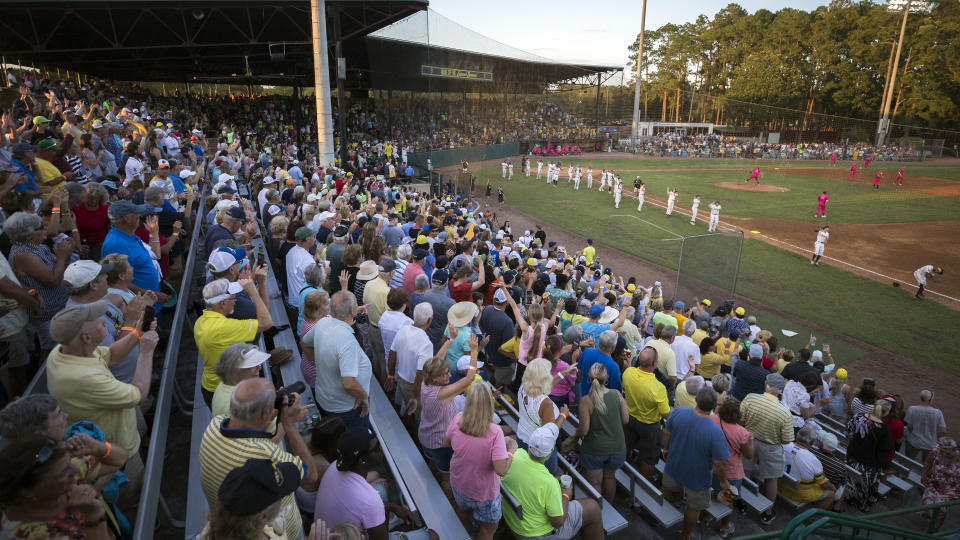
[357, 260, 379, 281]
[447, 301, 479, 327]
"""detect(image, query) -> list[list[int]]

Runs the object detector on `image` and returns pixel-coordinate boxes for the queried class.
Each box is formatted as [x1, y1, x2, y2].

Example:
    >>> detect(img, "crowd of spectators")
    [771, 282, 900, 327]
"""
[0, 71, 955, 540]
[629, 132, 918, 161]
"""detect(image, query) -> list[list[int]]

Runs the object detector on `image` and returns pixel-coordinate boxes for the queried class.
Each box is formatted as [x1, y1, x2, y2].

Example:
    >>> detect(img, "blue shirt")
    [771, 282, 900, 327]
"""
[169, 173, 187, 195]
[101, 228, 160, 292]
[726, 317, 751, 339]
[579, 321, 611, 347]
[10, 159, 39, 192]
[664, 407, 729, 491]
[577, 348, 622, 396]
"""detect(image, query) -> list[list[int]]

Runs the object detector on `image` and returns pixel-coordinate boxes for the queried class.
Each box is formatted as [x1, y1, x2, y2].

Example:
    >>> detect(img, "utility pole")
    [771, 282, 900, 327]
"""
[877, 0, 925, 146]
[630, 0, 648, 144]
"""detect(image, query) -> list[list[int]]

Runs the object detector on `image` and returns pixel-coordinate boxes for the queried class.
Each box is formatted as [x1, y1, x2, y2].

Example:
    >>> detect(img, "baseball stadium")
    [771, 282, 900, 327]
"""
[0, 0, 958, 539]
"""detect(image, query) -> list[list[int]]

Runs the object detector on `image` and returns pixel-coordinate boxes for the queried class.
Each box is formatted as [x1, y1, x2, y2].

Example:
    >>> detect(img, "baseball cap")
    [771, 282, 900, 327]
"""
[502, 269, 518, 284]
[336, 428, 376, 471]
[203, 280, 244, 304]
[765, 373, 786, 392]
[526, 258, 537, 267]
[11, 142, 37, 153]
[378, 258, 396, 273]
[735, 307, 746, 316]
[108, 200, 160, 219]
[674, 300, 685, 310]
[218, 173, 236, 183]
[749, 344, 764, 359]
[36, 139, 62, 151]
[225, 206, 246, 220]
[527, 423, 559, 458]
[217, 459, 301, 516]
[701, 299, 711, 307]
[63, 260, 114, 288]
[432, 268, 449, 285]
[316, 211, 335, 222]
[294, 226, 314, 241]
[493, 288, 508, 303]
[208, 247, 246, 273]
[747, 315, 757, 324]
[263, 176, 277, 185]
[157, 159, 170, 169]
[217, 184, 238, 195]
[589, 304, 604, 318]
[180, 169, 197, 178]
[416, 235, 428, 245]
[33, 115, 51, 125]
[412, 248, 428, 260]
[627, 284, 636, 292]
[238, 348, 271, 369]
[456, 354, 484, 372]
[267, 205, 283, 217]
[49, 302, 110, 344]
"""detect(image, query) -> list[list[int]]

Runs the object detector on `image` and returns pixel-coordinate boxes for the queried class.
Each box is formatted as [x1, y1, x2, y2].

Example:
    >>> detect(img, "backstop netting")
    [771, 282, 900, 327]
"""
[673, 231, 744, 306]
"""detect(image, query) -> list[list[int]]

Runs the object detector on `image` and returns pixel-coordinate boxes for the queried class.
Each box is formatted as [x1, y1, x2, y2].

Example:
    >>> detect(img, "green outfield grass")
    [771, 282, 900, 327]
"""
[481, 163, 960, 375]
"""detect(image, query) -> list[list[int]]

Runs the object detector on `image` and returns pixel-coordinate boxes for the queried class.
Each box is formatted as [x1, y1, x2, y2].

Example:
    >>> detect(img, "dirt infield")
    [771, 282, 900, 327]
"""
[713, 181, 790, 192]
[772, 166, 960, 198]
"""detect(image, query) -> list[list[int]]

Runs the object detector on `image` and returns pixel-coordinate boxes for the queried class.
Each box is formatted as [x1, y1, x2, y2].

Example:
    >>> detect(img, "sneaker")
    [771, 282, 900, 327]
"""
[719, 523, 736, 537]
[760, 510, 776, 525]
[733, 499, 747, 514]
[810, 260, 815, 264]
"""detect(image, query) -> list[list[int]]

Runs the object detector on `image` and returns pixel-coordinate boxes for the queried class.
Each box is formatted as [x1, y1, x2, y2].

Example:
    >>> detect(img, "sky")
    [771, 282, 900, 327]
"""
[427, 0, 831, 70]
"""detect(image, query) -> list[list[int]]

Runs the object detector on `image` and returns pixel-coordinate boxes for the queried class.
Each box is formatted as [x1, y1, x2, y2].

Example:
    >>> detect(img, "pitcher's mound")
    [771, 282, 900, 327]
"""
[714, 182, 790, 192]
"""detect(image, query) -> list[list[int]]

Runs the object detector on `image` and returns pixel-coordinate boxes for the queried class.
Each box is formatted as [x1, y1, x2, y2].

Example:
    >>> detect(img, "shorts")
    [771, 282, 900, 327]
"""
[0, 330, 31, 369]
[624, 417, 662, 466]
[515, 500, 583, 540]
[579, 451, 626, 472]
[30, 318, 55, 351]
[662, 472, 711, 511]
[751, 440, 785, 480]
[452, 486, 502, 524]
[423, 445, 454, 474]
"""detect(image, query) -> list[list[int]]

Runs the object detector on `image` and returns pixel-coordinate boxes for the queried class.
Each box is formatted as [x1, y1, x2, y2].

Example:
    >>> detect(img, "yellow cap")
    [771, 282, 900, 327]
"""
[836, 368, 848, 379]
[702, 299, 711, 306]
[416, 235, 428, 245]
[627, 284, 636, 292]
[526, 258, 536, 266]
[735, 307, 745, 316]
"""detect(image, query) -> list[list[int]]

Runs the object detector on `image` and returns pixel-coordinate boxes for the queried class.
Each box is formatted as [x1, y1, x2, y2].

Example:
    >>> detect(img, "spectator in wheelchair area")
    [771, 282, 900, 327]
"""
[779, 426, 838, 510]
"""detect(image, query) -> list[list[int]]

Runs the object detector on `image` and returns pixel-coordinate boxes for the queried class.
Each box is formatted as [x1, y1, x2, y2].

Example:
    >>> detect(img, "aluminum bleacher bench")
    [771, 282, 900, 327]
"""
[654, 459, 731, 522]
[501, 484, 523, 521]
[368, 383, 470, 540]
[776, 469, 810, 510]
[184, 354, 212, 539]
[739, 477, 774, 515]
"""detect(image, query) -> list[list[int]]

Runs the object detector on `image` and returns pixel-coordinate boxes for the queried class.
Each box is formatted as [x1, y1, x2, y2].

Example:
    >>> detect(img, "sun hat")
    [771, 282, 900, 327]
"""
[357, 260, 379, 280]
[447, 301, 479, 327]
[238, 347, 271, 369]
[49, 302, 110, 344]
[599, 306, 619, 324]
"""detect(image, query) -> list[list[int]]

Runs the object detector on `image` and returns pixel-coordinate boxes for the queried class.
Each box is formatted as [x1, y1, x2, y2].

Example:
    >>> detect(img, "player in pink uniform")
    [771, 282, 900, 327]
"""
[815, 190, 829, 218]
[847, 163, 857, 179]
[746, 167, 760, 184]
[873, 170, 882, 189]
[864, 154, 872, 169]
[895, 168, 904, 186]
[829, 152, 838, 166]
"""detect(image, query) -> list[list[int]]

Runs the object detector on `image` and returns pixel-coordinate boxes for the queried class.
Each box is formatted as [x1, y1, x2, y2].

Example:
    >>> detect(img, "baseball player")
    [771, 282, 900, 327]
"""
[873, 170, 882, 189]
[811, 225, 829, 265]
[913, 265, 943, 299]
[573, 168, 581, 190]
[634, 176, 643, 196]
[895, 168, 904, 186]
[815, 190, 829, 218]
[586, 168, 593, 189]
[830, 152, 838, 166]
[636, 182, 646, 212]
[708, 200, 722, 232]
[567, 164, 574, 183]
[864, 154, 872, 169]
[537, 160, 544, 180]
[847, 163, 857, 180]
[746, 167, 761, 184]
[665, 188, 678, 216]
[525, 159, 531, 177]
[613, 179, 623, 208]
[508, 162, 514, 180]
[497, 186, 505, 209]
[501, 161, 508, 178]
[690, 195, 701, 225]
[599, 169, 607, 191]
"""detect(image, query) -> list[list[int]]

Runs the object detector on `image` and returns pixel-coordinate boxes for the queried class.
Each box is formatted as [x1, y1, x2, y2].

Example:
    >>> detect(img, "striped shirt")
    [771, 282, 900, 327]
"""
[199, 415, 305, 540]
[740, 393, 794, 445]
[419, 384, 460, 449]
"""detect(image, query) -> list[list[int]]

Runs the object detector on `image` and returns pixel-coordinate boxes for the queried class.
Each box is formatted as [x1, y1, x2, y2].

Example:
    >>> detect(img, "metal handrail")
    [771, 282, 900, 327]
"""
[132, 186, 208, 539]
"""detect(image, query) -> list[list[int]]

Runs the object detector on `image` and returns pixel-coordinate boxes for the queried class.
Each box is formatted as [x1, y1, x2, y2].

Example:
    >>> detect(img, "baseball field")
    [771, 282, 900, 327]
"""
[461, 156, 960, 384]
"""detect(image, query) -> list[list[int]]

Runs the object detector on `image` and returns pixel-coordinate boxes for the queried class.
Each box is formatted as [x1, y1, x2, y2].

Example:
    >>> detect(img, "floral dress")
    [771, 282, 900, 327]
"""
[923, 447, 960, 507]
[0, 511, 87, 539]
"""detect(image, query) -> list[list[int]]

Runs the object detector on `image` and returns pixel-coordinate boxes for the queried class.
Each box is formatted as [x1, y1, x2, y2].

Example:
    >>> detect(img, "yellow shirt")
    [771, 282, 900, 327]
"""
[500, 336, 520, 358]
[647, 339, 677, 378]
[715, 337, 738, 362]
[674, 313, 689, 330]
[583, 245, 596, 265]
[35, 158, 65, 198]
[46, 346, 142, 455]
[195, 310, 258, 391]
[691, 329, 707, 345]
[675, 384, 697, 409]
[697, 352, 727, 380]
[622, 367, 670, 424]
[363, 276, 390, 327]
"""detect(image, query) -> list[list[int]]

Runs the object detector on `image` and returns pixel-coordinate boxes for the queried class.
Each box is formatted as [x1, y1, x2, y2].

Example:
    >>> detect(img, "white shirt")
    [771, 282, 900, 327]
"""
[378, 310, 413, 365]
[391, 325, 433, 383]
[670, 334, 701, 380]
[816, 230, 829, 244]
[710, 203, 721, 215]
[124, 156, 144, 185]
[258, 187, 272, 212]
[749, 324, 761, 342]
[782, 442, 824, 482]
[285, 245, 315, 307]
[691, 199, 701, 211]
[781, 380, 813, 429]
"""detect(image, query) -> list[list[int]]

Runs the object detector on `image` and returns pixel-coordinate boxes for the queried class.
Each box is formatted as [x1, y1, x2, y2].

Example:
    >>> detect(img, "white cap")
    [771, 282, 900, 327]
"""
[317, 210, 336, 222]
[493, 288, 508, 303]
[456, 355, 484, 372]
[239, 348, 271, 369]
[208, 250, 240, 273]
[64, 260, 112, 288]
[263, 176, 277, 185]
[203, 281, 243, 304]
[268, 205, 283, 216]
[179, 169, 197, 178]
[527, 423, 559, 458]
[545, 259, 557, 269]
[215, 200, 239, 213]
[306, 193, 319, 203]
[157, 159, 170, 168]
[218, 173, 235, 183]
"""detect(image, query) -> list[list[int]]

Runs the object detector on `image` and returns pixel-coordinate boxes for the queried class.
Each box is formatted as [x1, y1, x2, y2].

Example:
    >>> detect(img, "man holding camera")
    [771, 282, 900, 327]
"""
[199, 377, 320, 540]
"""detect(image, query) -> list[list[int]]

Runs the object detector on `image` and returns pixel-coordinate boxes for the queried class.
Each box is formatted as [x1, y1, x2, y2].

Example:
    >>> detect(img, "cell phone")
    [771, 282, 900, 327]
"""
[141, 307, 155, 332]
[524, 289, 534, 305]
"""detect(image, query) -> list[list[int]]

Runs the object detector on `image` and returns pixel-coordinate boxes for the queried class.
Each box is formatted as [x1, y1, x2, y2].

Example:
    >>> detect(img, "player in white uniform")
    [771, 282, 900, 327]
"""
[913, 265, 943, 299]
[525, 159, 531, 177]
[613, 179, 623, 208]
[573, 168, 581, 190]
[810, 225, 829, 265]
[586, 168, 593, 189]
[690, 195, 701, 225]
[665, 188, 678, 216]
[599, 169, 606, 191]
[708, 200, 722, 232]
[501, 161, 508, 178]
[567, 165, 574, 183]
[508, 162, 514, 180]
[537, 160, 544, 179]
[636, 183, 645, 212]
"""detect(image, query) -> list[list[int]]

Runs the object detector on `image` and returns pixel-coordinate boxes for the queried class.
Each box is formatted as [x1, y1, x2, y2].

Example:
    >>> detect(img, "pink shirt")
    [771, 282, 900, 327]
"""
[445, 412, 509, 501]
[314, 468, 385, 532]
[818, 194, 828, 205]
[711, 415, 751, 481]
[402, 262, 425, 294]
[549, 360, 576, 402]
[517, 322, 547, 366]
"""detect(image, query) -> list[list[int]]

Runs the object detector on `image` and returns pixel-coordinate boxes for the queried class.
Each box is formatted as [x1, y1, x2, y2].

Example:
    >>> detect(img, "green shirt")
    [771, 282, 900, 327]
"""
[581, 390, 626, 457]
[501, 449, 563, 537]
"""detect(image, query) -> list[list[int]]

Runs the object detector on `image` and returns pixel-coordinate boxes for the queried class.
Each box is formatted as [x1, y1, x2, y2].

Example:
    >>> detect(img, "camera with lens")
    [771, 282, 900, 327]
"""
[275, 381, 306, 409]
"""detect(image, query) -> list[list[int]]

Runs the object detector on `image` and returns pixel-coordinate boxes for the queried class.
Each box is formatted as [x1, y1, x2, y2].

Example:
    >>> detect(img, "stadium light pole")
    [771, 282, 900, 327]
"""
[876, 0, 927, 147]
[630, 0, 648, 144]
[311, 0, 336, 168]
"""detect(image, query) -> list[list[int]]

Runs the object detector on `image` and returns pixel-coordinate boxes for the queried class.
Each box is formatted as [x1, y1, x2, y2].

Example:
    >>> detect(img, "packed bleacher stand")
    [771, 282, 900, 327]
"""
[0, 70, 954, 540]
